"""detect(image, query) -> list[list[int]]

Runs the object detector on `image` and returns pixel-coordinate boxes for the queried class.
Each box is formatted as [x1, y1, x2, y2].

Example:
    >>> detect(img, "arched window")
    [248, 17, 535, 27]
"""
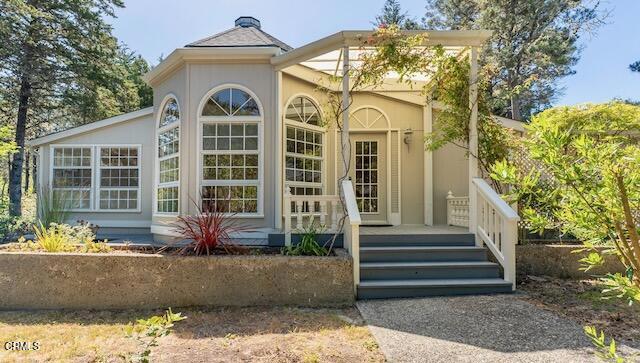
[156, 97, 180, 214]
[199, 86, 262, 214]
[284, 96, 324, 200]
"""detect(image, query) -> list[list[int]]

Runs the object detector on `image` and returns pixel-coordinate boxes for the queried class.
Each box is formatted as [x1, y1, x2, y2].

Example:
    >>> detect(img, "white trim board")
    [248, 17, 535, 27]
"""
[27, 108, 153, 147]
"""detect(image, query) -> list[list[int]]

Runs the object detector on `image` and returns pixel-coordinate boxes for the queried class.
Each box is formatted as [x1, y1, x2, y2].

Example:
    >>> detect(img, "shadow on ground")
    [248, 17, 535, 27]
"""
[357, 293, 607, 363]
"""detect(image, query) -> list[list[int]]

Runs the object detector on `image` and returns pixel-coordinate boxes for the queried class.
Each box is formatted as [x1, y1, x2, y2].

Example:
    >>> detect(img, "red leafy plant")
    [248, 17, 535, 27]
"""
[171, 199, 247, 255]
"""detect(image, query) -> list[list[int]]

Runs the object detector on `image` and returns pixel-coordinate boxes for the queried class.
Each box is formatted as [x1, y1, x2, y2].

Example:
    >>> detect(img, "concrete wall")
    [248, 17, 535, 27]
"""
[516, 245, 625, 279]
[38, 113, 155, 232]
[0, 250, 354, 309]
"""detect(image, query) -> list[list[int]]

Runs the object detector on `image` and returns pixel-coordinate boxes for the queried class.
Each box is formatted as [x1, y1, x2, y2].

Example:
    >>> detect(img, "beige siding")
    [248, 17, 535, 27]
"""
[39, 113, 155, 230]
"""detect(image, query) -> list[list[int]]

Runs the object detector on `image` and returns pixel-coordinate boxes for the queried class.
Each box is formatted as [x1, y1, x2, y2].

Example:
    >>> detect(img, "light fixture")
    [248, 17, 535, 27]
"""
[403, 128, 413, 145]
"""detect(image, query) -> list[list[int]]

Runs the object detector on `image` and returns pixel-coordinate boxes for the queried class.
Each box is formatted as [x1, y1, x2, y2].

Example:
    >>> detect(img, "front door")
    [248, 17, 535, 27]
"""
[349, 133, 388, 224]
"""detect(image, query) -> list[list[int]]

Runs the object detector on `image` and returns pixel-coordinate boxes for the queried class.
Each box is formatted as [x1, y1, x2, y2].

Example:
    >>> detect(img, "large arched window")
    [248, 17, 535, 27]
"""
[156, 96, 180, 214]
[284, 95, 324, 200]
[199, 86, 262, 214]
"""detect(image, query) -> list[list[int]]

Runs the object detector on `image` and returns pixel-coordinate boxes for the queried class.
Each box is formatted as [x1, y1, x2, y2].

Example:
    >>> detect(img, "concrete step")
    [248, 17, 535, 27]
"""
[357, 278, 513, 299]
[360, 261, 500, 280]
[360, 246, 488, 262]
[360, 233, 475, 246]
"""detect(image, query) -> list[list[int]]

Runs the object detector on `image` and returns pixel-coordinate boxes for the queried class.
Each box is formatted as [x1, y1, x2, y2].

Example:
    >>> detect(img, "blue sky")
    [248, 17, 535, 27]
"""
[110, 0, 640, 107]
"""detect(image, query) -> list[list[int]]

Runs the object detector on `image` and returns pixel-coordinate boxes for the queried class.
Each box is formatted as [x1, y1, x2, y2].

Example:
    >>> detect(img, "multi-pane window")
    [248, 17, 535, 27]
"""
[156, 97, 180, 214]
[98, 147, 140, 210]
[157, 186, 179, 215]
[284, 96, 324, 205]
[52, 147, 92, 209]
[200, 87, 261, 214]
[355, 141, 379, 214]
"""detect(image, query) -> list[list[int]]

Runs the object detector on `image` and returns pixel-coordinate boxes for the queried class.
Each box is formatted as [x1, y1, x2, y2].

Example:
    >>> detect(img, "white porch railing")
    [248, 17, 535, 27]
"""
[283, 187, 344, 247]
[472, 178, 520, 290]
[341, 180, 361, 292]
[446, 191, 469, 227]
[282, 182, 361, 293]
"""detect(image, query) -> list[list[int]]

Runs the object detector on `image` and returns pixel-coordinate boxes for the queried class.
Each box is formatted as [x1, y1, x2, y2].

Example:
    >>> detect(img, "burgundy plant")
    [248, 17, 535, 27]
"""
[171, 199, 246, 255]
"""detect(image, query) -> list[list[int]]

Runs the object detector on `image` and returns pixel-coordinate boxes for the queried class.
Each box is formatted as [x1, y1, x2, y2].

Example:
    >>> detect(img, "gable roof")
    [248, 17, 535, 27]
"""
[27, 107, 154, 147]
[186, 25, 292, 51]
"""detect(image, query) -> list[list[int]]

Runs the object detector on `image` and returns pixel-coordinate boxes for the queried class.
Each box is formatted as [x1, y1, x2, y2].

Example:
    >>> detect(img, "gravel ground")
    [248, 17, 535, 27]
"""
[357, 293, 639, 363]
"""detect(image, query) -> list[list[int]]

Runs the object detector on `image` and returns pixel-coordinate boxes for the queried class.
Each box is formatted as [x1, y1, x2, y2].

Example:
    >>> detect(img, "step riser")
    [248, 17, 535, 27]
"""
[360, 240, 475, 247]
[361, 266, 500, 280]
[358, 285, 513, 299]
[360, 234, 475, 245]
[361, 250, 487, 262]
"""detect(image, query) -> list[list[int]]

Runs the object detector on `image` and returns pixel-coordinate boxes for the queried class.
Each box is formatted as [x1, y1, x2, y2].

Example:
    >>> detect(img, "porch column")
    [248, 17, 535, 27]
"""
[340, 45, 350, 186]
[275, 70, 283, 229]
[468, 47, 479, 238]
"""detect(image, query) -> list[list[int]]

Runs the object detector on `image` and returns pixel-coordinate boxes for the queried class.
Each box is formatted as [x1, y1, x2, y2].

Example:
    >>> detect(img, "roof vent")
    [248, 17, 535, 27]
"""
[235, 16, 261, 29]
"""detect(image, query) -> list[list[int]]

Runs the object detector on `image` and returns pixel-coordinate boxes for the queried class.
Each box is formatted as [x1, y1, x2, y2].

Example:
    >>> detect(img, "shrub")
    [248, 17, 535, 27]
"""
[33, 223, 74, 252]
[171, 200, 246, 255]
[37, 187, 70, 227]
[32, 222, 98, 252]
[282, 225, 328, 256]
[125, 308, 186, 363]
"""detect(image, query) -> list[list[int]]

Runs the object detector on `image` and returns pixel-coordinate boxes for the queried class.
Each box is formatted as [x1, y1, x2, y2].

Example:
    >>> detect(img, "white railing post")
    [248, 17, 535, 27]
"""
[284, 187, 292, 247]
[446, 191, 453, 226]
[472, 178, 520, 291]
[341, 180, 361, 295]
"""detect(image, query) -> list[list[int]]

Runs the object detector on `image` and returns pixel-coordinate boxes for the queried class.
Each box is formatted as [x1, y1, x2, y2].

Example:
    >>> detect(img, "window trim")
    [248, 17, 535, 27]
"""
[49, 145, 94, 212]
[154, 94, 181, 216]
[96, 145, 143, 212]
[282, 94, 327, 202]
[49, 144, 142, 213]
[197, 84, 264, 217]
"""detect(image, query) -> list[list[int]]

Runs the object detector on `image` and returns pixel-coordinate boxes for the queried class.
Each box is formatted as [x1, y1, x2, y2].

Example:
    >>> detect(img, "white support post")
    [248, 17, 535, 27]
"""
[340, 45, 350, 185]
[423, 103, 433, 226]
[468, 47, 479, 244]
[283, 186, 292, 247]
[275, 70, 283, 230]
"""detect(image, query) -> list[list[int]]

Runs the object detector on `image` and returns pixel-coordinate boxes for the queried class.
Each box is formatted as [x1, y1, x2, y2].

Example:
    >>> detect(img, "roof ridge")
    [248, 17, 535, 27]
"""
[249, 26, 273, 45]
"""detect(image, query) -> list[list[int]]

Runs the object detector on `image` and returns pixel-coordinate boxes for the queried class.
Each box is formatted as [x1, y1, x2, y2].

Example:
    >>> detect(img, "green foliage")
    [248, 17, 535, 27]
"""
[374, 0, 422, 30]
[32, 222, 98, 252]
[584, 326, 628, 363]
[33, 223, 74, 252]
[425, 0, 604, 120]
[282, 225, 329, 256]
[125, 308, 186, 363]
[37, 187, 70, 227]
[599, 273, 640, 306]
[630, 61, 640, 73]
[0, 126, 17, 158]
[492, 102, 640, 303]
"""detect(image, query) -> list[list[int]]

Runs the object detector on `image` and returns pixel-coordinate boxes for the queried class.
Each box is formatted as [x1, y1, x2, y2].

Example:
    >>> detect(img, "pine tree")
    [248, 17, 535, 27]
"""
[425, 0, 604, 120]
[374, 0, 422, 30]
[0, 0, 127, 216]
[631, 61, 640, 72]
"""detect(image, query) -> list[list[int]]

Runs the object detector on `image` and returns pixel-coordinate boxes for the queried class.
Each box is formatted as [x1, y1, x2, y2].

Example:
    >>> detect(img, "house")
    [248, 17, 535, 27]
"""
[27, 17, 520, 298]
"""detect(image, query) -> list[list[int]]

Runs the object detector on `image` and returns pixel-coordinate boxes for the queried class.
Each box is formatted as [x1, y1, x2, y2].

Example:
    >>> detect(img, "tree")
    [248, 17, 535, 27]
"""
[425, 0, 604, 120]
[492, 102, 640, 302]
[631, 61, 640, 73]
[0, 0, 134, 216]
[374, 0, 422, 30]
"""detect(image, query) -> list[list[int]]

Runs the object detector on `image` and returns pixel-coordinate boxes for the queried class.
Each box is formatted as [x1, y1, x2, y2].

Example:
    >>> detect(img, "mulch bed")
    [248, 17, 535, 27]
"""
[518, 275, 640, 345]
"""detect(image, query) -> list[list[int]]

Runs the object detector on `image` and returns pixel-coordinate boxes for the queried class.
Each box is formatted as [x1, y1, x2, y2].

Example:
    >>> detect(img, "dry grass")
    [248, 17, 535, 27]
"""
[0, 307, 384, 363]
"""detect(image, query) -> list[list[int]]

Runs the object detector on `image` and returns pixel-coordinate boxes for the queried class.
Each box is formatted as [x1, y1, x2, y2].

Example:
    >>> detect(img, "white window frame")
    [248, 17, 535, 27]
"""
[283, 94, 326, 198]
[197, 84, 264, 217]
[96, 145, 142, 212]
[49, 144, 142, 213]
[154, 94, 181, 216]
[50, 145, 94, 211]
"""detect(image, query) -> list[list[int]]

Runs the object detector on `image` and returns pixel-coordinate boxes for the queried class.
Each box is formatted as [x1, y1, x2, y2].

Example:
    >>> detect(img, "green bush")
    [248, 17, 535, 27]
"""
[32, 222, 98, 252]
[282, 225, 328, 256]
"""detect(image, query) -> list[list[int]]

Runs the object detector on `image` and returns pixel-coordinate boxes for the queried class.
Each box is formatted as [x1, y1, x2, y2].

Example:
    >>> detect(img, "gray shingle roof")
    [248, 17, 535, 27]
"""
[186, 26, 293, 51]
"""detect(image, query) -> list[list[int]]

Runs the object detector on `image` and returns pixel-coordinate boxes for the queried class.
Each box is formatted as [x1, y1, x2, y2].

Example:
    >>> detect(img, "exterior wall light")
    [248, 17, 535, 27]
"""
[403, 128, 413, 145]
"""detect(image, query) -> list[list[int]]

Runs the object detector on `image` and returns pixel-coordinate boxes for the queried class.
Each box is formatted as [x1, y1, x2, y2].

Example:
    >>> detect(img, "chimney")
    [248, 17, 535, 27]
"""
[235, 16, 261, 29]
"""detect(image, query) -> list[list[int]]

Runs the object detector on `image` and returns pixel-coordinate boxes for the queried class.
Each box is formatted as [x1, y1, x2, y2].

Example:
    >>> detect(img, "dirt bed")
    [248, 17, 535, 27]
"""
[518, 276, 640, 345]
